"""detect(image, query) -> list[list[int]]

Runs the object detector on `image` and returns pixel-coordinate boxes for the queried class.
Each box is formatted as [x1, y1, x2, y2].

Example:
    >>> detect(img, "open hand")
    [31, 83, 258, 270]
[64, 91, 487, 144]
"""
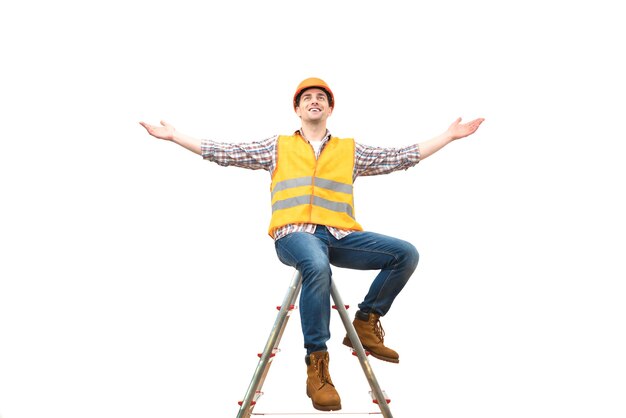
[139, 120, 176, 141]
[447, 117, 485, 140]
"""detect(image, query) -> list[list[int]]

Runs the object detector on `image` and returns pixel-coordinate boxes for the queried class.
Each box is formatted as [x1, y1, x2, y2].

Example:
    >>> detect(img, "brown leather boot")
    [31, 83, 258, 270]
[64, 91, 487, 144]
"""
[306, 351, 341, 411]
[343, 312, 399, 363]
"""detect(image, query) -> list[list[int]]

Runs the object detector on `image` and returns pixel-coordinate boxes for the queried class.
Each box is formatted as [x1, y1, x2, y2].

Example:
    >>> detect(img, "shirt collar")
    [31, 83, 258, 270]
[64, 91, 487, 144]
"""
[295, 129, 331, 143]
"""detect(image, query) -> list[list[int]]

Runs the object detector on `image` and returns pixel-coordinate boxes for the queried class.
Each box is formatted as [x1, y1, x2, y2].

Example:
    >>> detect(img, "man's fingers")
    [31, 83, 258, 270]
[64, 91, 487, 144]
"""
[139, 121, 153, 131]
[466, 118, 484, 134]
[471, 118, 485, 129]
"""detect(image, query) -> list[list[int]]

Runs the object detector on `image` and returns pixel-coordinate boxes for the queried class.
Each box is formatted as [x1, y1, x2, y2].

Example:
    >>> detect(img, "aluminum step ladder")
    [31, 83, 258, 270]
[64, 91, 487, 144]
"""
[236, 270, 394, 417]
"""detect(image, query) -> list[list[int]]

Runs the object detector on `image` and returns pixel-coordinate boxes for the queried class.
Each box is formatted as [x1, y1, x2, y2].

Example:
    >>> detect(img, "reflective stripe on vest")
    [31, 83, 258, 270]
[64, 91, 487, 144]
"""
[273, 195, 355, 218]
[271, 176, 353, 198]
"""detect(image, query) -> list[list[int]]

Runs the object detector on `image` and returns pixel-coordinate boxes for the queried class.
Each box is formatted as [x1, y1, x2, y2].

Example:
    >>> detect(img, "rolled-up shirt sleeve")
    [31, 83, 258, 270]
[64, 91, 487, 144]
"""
[354, 142, 420, 177]
[201, 135, 277, 172]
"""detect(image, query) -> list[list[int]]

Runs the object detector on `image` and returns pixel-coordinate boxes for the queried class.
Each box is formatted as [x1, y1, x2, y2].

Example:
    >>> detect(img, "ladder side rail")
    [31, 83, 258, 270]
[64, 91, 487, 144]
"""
[236, 271, 303, 418]
[248, 271, 302, 401]
[271, 271, 303, 348]
[330, 280, 394, 418]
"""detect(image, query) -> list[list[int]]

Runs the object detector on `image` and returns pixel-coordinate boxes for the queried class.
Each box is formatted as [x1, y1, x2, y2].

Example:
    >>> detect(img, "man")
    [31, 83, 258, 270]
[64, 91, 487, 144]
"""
[139, 77, 484, 411]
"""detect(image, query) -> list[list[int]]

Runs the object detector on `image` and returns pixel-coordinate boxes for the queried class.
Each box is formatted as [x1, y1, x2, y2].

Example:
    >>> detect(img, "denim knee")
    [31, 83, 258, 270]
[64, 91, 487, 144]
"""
[299, 257, 332, 284]
[400, 241, 419, 273]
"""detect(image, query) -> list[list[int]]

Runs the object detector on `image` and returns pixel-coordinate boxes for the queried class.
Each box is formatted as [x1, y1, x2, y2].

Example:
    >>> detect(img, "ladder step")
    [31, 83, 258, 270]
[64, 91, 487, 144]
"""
[370, 390, 391, 404]
[238, 390, 263, 406]
[276, 304, 296, 311]
[257, 348, 280, 358]
[350, 348, 370, 357]
[332, 304, 350, 310]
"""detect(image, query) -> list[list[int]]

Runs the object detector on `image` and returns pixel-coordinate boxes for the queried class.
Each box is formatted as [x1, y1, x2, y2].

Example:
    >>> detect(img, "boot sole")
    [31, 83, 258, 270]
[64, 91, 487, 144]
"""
[342, 337, 400, 364]
[306, 387, 342, 411]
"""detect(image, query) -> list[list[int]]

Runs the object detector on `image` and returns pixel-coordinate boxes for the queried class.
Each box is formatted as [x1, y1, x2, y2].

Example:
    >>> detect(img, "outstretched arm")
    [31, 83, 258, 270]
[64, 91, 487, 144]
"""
[418, 117, 485, 160]
[139, 120, 201, 155]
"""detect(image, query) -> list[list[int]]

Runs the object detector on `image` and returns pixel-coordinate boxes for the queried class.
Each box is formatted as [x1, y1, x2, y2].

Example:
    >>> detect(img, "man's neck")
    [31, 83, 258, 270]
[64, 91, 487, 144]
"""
[300, 122, 327, 143]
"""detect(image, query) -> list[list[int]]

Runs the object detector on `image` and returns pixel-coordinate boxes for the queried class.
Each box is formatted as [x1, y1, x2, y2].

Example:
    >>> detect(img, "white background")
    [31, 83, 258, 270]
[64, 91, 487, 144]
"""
[1, 1, 625, 417]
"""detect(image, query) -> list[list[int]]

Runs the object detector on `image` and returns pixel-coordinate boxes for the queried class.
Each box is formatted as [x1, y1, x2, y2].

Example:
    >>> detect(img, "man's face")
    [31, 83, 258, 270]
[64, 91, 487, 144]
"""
[295, 88, 333, 122]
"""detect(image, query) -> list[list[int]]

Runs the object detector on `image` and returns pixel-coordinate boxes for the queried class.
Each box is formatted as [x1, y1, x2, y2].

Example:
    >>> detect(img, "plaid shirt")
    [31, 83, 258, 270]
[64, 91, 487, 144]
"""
[201, 130, 420, 240]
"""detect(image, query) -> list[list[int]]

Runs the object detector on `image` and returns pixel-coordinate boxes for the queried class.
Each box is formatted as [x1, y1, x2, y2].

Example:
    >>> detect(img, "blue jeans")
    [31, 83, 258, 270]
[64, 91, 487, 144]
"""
[274, 226, 419, 354]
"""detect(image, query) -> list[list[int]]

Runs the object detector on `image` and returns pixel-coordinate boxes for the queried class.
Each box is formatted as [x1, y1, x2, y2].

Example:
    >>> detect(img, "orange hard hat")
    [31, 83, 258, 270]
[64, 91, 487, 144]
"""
[293, 77, 334, 110]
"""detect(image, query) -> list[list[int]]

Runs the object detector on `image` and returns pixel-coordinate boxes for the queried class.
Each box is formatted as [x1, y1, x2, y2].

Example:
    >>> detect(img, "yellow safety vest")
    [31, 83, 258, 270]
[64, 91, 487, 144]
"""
[268, 134, 364, 238]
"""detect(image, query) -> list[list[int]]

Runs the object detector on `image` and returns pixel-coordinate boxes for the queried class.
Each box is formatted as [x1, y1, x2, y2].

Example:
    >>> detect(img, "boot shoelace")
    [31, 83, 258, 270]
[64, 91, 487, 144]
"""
[313, 355, 335, 387]
[371, 317, 386, 343]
